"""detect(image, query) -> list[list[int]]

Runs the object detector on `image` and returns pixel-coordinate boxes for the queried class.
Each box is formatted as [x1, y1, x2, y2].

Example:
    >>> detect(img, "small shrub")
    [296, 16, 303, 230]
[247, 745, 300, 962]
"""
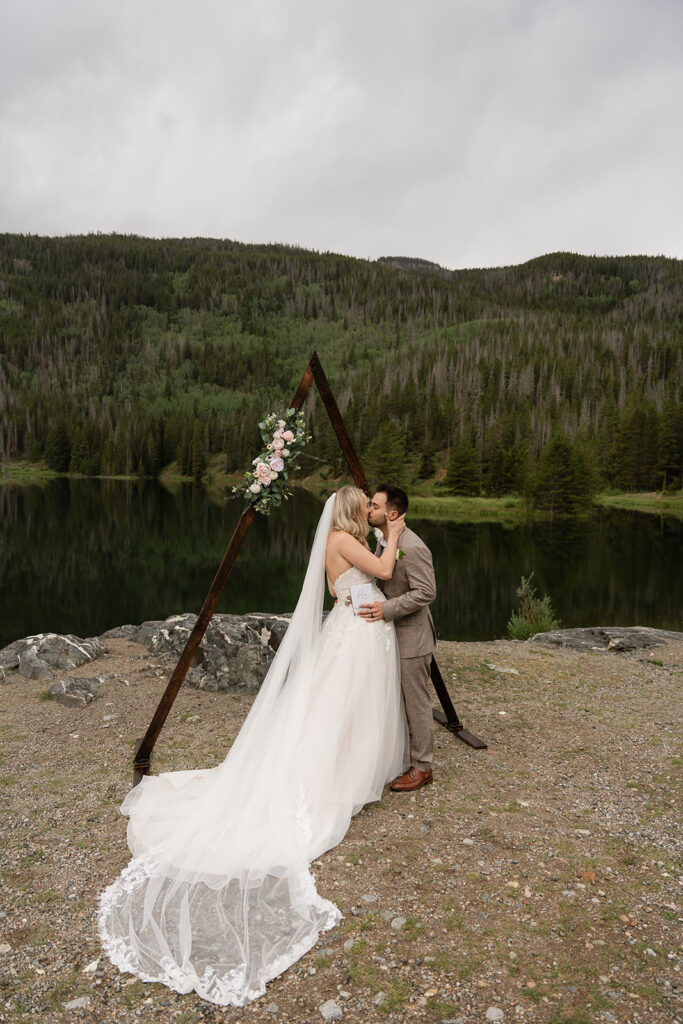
[507, 573, 560, 640]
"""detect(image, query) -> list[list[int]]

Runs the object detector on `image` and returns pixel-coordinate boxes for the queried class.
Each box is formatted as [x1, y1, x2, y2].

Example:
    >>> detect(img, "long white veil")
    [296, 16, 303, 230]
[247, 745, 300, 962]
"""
[98, 493, 341, 1005]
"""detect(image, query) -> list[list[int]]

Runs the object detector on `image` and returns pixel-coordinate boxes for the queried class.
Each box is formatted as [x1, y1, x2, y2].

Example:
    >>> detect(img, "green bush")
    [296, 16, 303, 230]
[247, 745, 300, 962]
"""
[507, 573, 560, 640]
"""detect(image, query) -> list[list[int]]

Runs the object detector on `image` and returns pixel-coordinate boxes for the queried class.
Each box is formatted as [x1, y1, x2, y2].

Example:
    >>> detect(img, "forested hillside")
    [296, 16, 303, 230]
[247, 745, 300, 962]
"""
[0, 234, 681, 498]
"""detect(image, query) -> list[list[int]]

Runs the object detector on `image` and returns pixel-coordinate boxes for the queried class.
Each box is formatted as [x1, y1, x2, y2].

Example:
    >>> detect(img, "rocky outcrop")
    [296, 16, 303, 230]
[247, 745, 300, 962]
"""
[0, 634, 105, 681]
[531, 625, 683, 652]
[0, 612, 294, 696]
[4, 621, 680, 702]
[131, 612, 290, 693]
[47, 676, 104, 707]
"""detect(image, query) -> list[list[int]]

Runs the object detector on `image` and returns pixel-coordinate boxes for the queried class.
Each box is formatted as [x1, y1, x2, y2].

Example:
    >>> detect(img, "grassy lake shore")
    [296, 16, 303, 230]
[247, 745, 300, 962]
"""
[594, 491, 683, 518]
[2, 460, 682, 521]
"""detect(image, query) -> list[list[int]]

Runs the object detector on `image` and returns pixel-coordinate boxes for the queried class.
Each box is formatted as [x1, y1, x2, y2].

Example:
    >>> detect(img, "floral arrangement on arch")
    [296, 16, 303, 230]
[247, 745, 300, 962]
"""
[233, 409, 312, 514]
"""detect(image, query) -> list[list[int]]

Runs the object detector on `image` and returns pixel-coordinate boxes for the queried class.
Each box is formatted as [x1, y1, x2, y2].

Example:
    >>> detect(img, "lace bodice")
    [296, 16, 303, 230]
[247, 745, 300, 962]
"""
[330, 566, 384, 605]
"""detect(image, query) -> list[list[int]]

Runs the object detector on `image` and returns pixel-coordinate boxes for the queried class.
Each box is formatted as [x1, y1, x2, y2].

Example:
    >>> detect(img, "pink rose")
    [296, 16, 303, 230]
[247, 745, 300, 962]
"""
[273, 429, 284, 439]
[272, 437, 285, 450]
[269, 456, 284, 472]
[283, 430, 294, 442]
[256, 462, 271, 482]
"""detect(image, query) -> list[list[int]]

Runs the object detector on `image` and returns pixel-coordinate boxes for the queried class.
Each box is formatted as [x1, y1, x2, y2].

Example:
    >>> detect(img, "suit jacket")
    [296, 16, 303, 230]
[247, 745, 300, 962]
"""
[376, 526, 437, 658]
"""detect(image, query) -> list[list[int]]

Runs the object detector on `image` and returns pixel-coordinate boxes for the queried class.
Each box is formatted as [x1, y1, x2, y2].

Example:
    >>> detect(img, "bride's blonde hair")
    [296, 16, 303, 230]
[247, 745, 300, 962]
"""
[331, 486, 370, 547]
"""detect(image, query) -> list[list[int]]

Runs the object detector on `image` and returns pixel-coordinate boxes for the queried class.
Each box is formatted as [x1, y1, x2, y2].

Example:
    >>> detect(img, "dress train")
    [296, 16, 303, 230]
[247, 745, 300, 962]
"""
[98, 496, 407, 1006]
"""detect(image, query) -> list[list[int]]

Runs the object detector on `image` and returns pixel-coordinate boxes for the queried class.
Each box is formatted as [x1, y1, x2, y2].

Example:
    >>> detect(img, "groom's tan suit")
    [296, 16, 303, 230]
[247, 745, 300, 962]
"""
[377, 527, 437, 772]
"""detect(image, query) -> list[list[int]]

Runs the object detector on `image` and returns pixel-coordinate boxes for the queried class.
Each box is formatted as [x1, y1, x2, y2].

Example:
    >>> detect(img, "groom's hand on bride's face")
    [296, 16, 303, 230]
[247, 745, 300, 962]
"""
[359, 602, 385, 622]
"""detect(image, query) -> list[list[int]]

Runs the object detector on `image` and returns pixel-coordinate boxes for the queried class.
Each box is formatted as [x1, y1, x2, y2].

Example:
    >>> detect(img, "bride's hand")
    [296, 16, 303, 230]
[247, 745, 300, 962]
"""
[387, 513, 406, 542]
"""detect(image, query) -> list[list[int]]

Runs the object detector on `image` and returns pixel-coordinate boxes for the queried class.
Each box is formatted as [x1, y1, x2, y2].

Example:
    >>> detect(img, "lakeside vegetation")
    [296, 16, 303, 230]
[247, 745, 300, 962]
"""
[1, 234, 681, 517]
[3, 457, 682, 522]
[595, 490, 683, 518]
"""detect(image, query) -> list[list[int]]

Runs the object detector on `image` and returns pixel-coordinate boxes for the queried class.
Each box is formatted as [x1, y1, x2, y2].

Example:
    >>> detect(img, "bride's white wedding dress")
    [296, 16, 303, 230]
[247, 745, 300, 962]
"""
[97, 494, 408, 1006]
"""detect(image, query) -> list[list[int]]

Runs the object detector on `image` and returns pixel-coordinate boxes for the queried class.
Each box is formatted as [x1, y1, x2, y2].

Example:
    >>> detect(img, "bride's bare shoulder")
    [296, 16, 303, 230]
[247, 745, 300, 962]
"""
[327, 529, 350, 547]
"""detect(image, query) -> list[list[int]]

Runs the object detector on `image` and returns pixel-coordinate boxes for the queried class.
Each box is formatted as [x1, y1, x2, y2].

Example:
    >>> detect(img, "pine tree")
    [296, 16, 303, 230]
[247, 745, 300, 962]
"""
[444, 440, 479, 495]
[611, 400, 659, 491]
[655, 400, 682, 491]
[362, 423, 407, 489]
[191, 422, 206, 483]
[418, 446, 436, 480]
[531, 434, 591, 515]
[45, 422, 71, 472]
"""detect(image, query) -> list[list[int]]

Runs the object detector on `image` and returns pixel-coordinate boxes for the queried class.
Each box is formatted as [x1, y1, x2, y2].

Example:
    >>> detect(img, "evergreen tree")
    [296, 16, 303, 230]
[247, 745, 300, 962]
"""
[418, 445, 436, 480]
[530, 434, 591, 515]
[45, 422, 71, 472]
[482, 430, 506, 496]
[655, 400, 682, 490]
[611, 401, 659, 491]
[178, 430, 192, 477]
[191, 422, 206, 483]
[362, 423, 407, 489]
[444, 440, 479, 495]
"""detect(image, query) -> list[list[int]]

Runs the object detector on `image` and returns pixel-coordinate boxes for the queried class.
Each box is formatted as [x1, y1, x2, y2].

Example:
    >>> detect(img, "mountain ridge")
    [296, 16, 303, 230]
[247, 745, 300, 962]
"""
[0, 233, 681, 496]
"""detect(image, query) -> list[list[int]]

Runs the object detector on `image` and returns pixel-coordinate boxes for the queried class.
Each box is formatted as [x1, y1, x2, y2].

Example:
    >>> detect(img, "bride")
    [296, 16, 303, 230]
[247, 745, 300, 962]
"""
[98, 486, 408, 1006]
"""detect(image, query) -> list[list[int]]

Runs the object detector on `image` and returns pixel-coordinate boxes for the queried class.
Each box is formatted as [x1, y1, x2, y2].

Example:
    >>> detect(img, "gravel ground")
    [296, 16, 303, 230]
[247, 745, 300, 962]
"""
[0, 634, 681, 1024]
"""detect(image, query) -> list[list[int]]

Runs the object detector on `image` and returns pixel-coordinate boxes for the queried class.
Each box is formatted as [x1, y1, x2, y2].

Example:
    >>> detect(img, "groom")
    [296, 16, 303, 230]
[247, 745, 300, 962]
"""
[360, 484, 437, 792]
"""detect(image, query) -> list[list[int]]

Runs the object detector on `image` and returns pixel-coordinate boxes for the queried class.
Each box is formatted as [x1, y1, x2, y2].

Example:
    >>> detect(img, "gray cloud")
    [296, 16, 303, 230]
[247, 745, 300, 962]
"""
[1, 0, 681, 267]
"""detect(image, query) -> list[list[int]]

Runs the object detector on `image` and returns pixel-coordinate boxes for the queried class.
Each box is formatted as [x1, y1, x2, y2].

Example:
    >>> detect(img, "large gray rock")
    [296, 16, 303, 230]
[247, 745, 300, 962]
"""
[531, 625, 683, 652]
[0, 639, 23, 671]
[132, 612, 291, 693]
[1, 613, 295, 695]
[243, 613, 292, 652]
[2, 633, 105, 681]
[48, 676, 104, 707]
[19, 647, 54, 680]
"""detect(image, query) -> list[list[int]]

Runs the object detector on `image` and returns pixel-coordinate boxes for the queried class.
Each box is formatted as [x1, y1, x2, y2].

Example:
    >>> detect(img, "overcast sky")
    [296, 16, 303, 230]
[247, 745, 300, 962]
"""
[1, 0, 681, 269]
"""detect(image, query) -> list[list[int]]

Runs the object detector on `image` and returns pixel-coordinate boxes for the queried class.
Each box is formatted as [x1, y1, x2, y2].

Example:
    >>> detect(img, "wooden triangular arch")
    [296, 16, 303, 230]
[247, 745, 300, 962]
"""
[133, 352, 484, 783]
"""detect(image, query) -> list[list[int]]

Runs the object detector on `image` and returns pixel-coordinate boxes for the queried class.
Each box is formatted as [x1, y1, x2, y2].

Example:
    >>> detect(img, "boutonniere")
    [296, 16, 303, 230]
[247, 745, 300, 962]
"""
[396, 549, 405, 561]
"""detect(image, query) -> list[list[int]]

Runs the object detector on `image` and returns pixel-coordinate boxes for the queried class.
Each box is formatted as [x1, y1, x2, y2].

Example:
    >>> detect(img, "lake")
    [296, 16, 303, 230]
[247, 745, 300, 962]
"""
[0, 479, 681, 650]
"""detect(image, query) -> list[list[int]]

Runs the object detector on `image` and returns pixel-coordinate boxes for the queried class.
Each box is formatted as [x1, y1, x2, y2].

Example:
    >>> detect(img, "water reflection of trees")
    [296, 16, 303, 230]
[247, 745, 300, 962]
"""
[0, 483, 681, 647]
[0, 481, 327, 646]
[414, 513, 682, 640]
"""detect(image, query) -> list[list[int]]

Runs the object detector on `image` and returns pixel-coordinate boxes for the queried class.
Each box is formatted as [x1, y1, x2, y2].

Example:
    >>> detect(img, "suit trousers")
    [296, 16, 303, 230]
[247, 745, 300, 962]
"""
[399, 653, 434, 772]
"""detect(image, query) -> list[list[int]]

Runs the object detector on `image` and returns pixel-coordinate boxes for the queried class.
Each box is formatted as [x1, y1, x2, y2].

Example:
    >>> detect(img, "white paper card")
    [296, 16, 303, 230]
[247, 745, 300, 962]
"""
[350, 583, 374, 615]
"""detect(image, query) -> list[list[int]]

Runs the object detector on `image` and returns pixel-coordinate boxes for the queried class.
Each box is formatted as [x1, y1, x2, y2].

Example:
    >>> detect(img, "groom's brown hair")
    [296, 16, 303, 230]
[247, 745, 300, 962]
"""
[376, 483, 408, 517]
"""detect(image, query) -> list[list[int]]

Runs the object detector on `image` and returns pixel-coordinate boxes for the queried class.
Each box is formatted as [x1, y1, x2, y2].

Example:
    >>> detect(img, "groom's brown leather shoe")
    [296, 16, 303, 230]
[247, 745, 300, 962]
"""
[390, 767, 433, 792]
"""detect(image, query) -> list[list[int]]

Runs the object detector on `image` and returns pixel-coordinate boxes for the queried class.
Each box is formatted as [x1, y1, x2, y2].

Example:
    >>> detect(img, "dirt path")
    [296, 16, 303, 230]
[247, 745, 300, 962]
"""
[0, 635, 681, 1024]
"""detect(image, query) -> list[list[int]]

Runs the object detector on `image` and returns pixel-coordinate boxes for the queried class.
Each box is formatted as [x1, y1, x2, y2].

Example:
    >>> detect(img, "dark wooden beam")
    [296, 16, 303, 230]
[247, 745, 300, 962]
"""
[309, 351, 369, 494]
[133, 506, 256, 783]
[133, 361, 318, 783]
[430, 657, 487, 749]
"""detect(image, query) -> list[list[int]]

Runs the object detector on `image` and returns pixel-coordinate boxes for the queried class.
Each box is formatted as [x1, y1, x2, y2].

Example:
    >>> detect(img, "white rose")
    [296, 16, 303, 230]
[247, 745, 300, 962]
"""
[270, 471, 279, 480]
[282, 448, 290, 457]
[249, 483, 261, 494]
[278, 419, 286, 429]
